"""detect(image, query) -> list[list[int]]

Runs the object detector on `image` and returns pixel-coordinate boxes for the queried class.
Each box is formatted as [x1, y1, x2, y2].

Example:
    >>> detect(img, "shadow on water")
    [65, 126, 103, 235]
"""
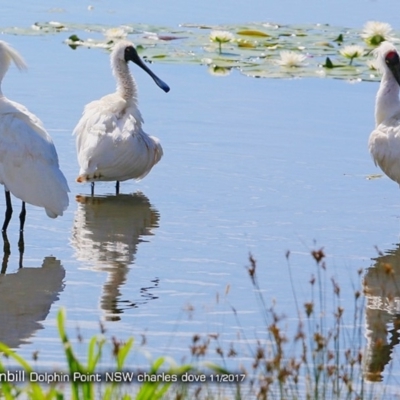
[363, 244, 400, 382]
[71, 191, 160, 321]
[0, 233, 65, 348]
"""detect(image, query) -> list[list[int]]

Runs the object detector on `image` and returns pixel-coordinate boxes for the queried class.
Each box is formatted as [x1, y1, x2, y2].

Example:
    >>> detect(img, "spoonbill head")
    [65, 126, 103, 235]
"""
[74, 41, 170, 195]
[114, 41, 170, 93]
[0, 41, 69, 231]
[373, 41, 400, 126]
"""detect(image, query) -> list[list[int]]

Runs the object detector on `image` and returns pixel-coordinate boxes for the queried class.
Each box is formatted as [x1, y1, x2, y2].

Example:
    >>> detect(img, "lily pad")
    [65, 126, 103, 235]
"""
[237, 30, 270, 37]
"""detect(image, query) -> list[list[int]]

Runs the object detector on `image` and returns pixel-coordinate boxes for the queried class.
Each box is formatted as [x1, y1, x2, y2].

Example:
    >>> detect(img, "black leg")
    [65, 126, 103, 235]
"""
[1, 231, 10, 274]
[2, 190, 13, 232]
[18, 230, 24, 269]
[19, 201, 26, 232]
[91, 182, 94, 196]
[116, 181, 120, 195]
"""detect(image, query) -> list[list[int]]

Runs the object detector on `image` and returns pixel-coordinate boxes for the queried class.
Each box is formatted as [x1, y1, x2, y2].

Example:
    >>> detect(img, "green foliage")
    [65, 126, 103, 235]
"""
[57, 308, 106, 399]
[324, 57, 334, 68]
[367, 34, 385, 46]
[334, 33, 344, 42]
[0, 309, 230, 400]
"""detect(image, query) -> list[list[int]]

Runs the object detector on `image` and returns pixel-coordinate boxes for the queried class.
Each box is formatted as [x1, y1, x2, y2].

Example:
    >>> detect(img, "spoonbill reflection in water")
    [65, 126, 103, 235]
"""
[0, 41, 69, 231]
[369, 41, 400, 185]
[74, 41, 170, 195]
[0, 254, 65, 348]
[363, 244, 400, 382]
[71, 192, 160, 321]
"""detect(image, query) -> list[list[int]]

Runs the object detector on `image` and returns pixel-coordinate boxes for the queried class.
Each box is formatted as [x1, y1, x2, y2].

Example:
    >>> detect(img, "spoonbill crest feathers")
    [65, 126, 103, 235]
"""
[0, 40, 27, 72]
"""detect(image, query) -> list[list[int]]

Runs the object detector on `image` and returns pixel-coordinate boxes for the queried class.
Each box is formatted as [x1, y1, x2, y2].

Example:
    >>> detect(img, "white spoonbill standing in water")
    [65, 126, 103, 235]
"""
[74, 40, 170, 195]
[0, 41, 69, 232]
[369, 41, 400, 186]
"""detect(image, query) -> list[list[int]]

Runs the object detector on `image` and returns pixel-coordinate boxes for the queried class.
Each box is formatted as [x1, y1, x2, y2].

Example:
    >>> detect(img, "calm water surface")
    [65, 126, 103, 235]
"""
[1, 0, 400, 391]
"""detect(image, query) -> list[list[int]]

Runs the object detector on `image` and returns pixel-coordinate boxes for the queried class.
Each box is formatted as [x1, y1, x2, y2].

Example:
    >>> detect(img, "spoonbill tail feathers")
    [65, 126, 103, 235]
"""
[74, 40, 169, 195]
[0, 40, 69, 231]
[369, 41, 400, 185]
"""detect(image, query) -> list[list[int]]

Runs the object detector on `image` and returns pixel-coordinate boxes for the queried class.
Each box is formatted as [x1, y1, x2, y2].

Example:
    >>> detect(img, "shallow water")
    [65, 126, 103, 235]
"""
[1, 0, 400, 392]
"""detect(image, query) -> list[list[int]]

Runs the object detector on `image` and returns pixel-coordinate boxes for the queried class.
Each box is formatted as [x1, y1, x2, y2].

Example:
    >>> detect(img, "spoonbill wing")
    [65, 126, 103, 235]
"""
[0, 101, 69, 217]
[369, 117, 400, 185]
[74, 95, 161, 182]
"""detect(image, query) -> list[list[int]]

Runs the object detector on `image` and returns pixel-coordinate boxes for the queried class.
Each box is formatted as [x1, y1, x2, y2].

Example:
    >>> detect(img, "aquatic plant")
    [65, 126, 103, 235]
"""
[5, 20, 400, 81]
[339, 45, 364, 65]
[276, 50, 307, 67]
[209, 30, 234, 54]
[104, 27, 129, 40]
[361, 21, 394, 46]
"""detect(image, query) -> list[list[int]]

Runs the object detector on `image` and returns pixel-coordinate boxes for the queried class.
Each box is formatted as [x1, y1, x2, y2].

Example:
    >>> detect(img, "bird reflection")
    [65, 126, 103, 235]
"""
[0, 250, 65, 348]
[71, 192, 160, 321]
[363, 244, 400, 382]
[1, 231, 24, 272]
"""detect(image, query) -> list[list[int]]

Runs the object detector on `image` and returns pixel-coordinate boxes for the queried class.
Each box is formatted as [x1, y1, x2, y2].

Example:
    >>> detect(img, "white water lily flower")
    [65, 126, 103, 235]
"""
[210, 30, 234, 53]
[340, 45, 364, 64]
[340, 45, 364, 59]
[276, 51, 307, 67]
[210, 30, 234, 43]
[104, 27, 127, 39]
[361, 21, 394, 45]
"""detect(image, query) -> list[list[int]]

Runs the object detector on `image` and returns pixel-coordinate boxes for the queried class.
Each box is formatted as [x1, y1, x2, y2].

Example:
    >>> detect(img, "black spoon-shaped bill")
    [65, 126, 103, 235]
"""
[124, 45, 170, 93]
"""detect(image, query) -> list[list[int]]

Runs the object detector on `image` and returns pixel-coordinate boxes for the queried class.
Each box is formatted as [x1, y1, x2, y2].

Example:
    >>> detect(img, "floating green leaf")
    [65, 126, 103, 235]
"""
[237, 29, 270, 37]
[324, 57, 334, 68]
[334, 33, 344, 42]
[68, 34, 81, 42]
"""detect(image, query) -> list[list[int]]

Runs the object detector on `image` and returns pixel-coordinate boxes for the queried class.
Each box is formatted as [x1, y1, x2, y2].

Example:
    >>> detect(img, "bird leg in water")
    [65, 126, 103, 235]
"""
[18, 230, 24, 269]
[2, 191, 13, 232]
[116, 181, 120, 195]
[91, 182, 95, 196]
[19, 202, 26, 232]
[1, 231, 10, 274]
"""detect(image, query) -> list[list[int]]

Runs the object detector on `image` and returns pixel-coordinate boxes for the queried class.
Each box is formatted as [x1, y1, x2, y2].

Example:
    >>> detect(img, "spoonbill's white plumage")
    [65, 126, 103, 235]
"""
[368, 42, 400, 185]
[74, 40, 170, 195]
[0, 41, 69, 231]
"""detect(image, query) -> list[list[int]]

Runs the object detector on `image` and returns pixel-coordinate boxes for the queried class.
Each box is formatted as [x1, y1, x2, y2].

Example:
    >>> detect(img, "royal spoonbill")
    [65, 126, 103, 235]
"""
[0, 41, 69, 232]
[74, 40, 170, 195]
[369, 41, 400, 185]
